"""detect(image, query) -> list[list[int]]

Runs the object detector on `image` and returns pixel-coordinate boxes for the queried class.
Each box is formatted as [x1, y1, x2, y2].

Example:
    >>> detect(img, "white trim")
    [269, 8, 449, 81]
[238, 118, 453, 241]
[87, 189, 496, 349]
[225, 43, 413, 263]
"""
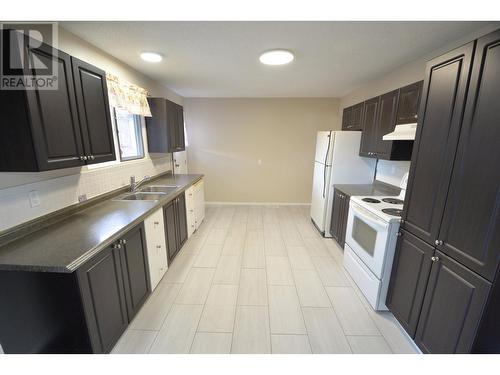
[206, 201, 311, 207]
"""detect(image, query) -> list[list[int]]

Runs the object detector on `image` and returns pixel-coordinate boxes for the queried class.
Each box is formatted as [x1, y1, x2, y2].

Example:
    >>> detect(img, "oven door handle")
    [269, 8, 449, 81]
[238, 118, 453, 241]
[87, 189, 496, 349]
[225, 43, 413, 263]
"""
[350, 202, 390, 229]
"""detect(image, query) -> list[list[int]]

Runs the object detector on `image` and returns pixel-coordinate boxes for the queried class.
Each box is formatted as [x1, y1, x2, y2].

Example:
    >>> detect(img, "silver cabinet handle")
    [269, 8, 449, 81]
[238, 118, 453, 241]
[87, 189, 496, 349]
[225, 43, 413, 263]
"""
[90, 155, 95, 160]
[431, 256, 440, 262]
[114, 243, 121, 249]
[156, 245, 162, 249]
[154, 221, 160, 225]
[434, 240, 443, 246]
[396, 232, 402, 237]
[80, 155, 88, 161]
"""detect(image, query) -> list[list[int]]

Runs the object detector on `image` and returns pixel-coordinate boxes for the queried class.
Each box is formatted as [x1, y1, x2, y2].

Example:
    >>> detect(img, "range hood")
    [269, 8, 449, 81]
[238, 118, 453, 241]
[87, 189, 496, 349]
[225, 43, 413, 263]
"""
[383, 123, 417, 140]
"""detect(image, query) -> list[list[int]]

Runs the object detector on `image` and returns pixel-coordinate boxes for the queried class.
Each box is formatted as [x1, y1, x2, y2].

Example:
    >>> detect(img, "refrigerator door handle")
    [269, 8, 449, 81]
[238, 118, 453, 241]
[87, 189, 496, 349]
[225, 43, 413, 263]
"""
[322, 131, 332, 198]
[323, 164, 326, 198]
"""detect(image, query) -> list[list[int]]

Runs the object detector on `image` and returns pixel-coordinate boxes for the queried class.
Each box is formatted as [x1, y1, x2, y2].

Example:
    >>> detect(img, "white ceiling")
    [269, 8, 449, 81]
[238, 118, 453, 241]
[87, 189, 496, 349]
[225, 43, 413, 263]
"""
[62, 21, 490, 98]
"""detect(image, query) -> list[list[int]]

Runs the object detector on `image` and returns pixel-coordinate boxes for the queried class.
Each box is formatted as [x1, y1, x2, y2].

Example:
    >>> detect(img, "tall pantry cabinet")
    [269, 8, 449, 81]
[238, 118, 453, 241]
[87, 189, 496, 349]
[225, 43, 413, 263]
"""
[386, 29, 500, 354]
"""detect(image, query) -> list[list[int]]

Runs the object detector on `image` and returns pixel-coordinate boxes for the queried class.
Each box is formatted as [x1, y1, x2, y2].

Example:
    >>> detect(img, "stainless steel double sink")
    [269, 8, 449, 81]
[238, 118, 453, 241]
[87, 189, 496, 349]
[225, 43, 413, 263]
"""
[114, 185, 179, 201]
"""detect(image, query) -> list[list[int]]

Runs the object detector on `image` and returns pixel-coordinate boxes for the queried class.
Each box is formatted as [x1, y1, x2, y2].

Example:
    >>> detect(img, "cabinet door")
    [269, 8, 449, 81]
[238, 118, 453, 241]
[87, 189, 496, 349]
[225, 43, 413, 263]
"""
[185, 186, 196, 237]
[71, 57, 116, 164]
[329, 189, 344, 243]
[77, 245, 128, 353]
[146, 98, 169, 153]
[144, 208, 168, 290]
[166, 100, 178, 152]
[163, 200, 179, 263]
[437, 30, 500, 282]
[176, 193, 188, 249]
[386, 229, 434, 337]
[341, 107, 352, 130]
[402, 43, 474, 244]
[415, 251, 491, 354]
[375, 89, 399, 158]
[175, 104, 186, 151]
[339, 194, 350, 247]
[194, 179, 206, 229]
[350, 102, 364, 131]
[396, 81, 423, 124]
[20, 36, 85, 170]
[119, 224, 151, 320]
[359, 97, 379, 157]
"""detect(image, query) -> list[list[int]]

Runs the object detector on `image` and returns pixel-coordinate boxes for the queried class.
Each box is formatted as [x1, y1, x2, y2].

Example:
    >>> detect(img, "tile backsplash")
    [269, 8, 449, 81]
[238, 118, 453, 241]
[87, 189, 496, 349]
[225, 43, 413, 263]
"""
[0, 156, 172, 232]
[375, 160, 410, 187]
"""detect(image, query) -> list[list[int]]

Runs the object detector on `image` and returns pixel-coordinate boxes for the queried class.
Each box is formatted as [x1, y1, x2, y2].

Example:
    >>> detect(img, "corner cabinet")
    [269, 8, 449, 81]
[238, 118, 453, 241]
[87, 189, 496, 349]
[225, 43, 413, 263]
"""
[0, 29, 116, 171]
[146, 98, 185, 153]
[329, 188, 349, 248]
[77, 223, 150, 353]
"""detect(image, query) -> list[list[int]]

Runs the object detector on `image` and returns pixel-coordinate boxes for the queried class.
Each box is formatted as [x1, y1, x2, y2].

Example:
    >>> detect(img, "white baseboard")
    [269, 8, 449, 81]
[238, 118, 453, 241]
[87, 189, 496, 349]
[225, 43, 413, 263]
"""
[206, 201, 311, 207]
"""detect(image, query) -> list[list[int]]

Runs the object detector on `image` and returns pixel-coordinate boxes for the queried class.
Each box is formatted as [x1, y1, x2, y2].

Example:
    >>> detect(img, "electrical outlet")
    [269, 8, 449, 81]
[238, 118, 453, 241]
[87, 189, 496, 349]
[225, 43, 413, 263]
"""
[28, 190, 40, 208]
[78, 194, 87, 203]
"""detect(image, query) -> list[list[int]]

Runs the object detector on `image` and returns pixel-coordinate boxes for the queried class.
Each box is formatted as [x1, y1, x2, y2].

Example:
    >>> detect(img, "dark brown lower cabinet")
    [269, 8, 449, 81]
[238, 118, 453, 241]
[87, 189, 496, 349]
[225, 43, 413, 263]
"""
[415, 251, 491, 354]
[77, 223, 150, 353]
[164, 193, 188, 263]
[0, 222, 151, 354]
[329, 188, 349, 247]
[118, 225, 150, 320]
[387, 230, 493, 353]
[386, 229, 434, 337]
[77, 243, 129, 354]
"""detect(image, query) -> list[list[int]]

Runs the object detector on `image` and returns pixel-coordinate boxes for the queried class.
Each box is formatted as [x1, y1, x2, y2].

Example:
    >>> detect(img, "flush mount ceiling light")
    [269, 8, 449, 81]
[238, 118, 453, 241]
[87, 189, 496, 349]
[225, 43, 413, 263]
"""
[259, 49, 294, 65]
[140, 52, 163, 63]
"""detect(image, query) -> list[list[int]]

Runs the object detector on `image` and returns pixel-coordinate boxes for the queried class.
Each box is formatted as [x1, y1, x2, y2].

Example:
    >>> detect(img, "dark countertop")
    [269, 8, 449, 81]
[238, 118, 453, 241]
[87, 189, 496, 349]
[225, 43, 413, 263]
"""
[334, 180, 401, 197]
[0, 174, 202, 273]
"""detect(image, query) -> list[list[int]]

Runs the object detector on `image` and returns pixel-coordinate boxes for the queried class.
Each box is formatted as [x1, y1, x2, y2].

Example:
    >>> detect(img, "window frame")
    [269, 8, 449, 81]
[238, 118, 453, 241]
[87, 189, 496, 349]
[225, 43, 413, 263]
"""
[113, 107, 145, 162]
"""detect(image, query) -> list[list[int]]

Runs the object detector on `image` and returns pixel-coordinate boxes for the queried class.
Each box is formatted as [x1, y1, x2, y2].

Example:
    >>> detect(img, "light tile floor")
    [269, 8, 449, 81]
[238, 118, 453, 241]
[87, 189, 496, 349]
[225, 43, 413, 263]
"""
[112, 205, 419, 354]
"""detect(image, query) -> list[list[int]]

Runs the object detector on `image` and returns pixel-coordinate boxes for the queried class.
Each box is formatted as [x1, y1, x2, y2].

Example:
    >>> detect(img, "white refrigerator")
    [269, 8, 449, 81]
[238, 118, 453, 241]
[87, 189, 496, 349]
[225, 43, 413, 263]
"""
[310, 131, 376, 237]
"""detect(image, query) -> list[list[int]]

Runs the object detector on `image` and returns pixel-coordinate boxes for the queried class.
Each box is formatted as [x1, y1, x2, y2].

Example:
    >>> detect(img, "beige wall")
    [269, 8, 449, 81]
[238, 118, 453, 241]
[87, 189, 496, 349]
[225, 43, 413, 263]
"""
[185, 98, 340, 203]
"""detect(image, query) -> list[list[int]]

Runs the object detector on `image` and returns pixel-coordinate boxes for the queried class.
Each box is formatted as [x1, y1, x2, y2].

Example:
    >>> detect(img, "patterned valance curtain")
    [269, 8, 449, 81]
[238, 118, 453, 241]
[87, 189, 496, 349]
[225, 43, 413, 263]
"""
[106, 73, 152, 117]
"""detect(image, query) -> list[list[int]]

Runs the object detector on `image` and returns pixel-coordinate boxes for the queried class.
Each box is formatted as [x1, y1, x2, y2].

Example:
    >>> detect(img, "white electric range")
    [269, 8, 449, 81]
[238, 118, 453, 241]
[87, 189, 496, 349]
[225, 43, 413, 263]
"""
[343, 174, 408, 310]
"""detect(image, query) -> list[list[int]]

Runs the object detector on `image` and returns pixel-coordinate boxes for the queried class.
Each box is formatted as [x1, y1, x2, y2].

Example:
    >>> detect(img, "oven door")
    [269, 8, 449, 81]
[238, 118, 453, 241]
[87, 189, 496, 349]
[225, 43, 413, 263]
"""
[345, 201, 390, 279]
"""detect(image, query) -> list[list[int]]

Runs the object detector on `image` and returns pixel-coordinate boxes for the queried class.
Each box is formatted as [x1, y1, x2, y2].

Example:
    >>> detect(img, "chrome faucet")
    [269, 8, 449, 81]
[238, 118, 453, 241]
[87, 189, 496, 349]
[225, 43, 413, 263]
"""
[130, 175, 150, 192]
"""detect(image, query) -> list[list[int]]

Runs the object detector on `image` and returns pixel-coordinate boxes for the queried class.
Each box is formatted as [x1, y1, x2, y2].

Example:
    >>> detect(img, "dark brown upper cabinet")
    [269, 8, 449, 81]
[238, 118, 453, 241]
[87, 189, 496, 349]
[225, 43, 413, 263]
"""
[0, 30, 85, 171]
[375, 89, 404, 159]
[358, 88, 413, 161]
[402, 42, 474, 246]
[0, 30, 115, 171]
[386, 229, 434, 337]
[414, 251, 491, 354]
[396, 81, 423, 124]
[341, 102, 364, 131]
[435, 30, 500, 282]
[71, 57, 116, 164]
[146, 98, 185, 153]
[359, 97, 379, 157]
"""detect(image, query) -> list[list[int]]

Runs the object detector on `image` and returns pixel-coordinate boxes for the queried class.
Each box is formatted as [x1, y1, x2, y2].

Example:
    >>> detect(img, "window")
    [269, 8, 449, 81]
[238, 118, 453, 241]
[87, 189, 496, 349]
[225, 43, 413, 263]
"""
[114, 108, 145, 161]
